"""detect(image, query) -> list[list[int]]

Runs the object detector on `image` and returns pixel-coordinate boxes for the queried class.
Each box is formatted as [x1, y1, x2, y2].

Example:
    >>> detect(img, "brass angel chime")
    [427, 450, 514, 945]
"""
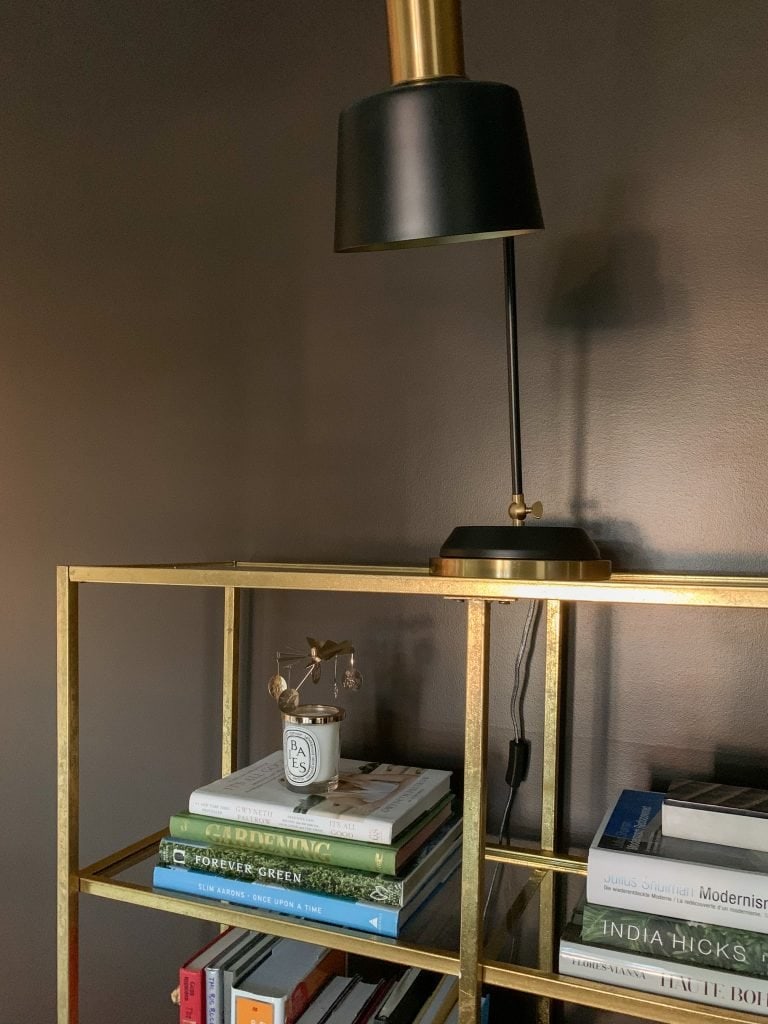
[267, 637, 362, 712]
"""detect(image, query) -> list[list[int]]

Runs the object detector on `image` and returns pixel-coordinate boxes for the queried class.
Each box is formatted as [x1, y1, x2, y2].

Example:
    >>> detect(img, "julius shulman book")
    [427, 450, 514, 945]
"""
[587, 790, 768, 933]
[188, 751, 452, 844]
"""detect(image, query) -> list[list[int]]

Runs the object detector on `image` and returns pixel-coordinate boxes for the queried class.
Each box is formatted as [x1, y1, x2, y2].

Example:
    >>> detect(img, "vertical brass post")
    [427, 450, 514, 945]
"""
[459, 599, 490, 1024]
[537, 599, 566, 1024]
[221, 587, 241, 777]
[57, 567, 79, 1024]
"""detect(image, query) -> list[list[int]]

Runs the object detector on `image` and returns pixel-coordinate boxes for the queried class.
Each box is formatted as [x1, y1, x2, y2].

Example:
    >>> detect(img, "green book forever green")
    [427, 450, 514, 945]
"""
[158, 814, 462, 907]
[168, 793, 453, 876]
[581, 899, 768, 978]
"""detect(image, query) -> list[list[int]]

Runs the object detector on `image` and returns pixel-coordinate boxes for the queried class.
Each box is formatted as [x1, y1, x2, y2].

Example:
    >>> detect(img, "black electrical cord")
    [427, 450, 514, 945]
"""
[482, 601, 541, 929]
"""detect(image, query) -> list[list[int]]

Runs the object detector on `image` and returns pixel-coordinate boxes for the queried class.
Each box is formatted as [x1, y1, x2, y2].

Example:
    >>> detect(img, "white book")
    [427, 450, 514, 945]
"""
[221, 933, 276, 1024]
[587, 789, 768, 933]
[229, 938, 345, 1024]
[190, 750, 451, 844]
[663, 780, 768, 853]
[560, 921, 768, 1017]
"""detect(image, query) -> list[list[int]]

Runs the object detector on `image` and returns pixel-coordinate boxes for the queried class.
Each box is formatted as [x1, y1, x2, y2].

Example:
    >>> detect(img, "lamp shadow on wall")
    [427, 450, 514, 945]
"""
[548, 187, 675, 827]
[545, 192, 671, 568]
[651, 747, 768, 792]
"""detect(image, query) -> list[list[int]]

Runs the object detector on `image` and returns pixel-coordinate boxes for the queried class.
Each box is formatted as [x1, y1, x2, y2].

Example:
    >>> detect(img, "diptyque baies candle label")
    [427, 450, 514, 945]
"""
[282, 705, 344, 793]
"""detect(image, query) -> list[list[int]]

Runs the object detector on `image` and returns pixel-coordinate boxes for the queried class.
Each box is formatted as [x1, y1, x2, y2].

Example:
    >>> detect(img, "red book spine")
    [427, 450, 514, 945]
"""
[180, 928, 235, 1024]
[179, 965, 204, 1024]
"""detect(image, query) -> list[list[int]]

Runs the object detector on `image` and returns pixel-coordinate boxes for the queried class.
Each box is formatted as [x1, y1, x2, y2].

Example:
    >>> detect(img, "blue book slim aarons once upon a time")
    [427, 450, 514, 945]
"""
[587, 789, 768, 933]
[153, 846, 461, 938]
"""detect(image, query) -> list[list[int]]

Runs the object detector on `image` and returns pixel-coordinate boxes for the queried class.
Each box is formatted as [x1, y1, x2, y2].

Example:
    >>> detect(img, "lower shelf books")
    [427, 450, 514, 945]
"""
[155, 848, 461, 937]
[581, 899, 768, 978]
[177, 936, 477, 1024]
[293, 975, 392, 1024]
[179, 926, 250, 1024]
[560, 911, 768, 1017]
[229, 939, 345, 1024]
[212, 932, 277, 1024]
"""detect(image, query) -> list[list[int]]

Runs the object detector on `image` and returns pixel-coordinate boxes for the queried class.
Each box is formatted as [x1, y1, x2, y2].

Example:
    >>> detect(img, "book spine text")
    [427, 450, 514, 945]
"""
[170, 813, 400, 872]
[159, 838, 405, 906]
[587, 847, 768, 934]
[153, 866, 401, 937]
[560, 941, 768, 1016]
[582, 902, 768, 977]
[187, 795, 394, 844]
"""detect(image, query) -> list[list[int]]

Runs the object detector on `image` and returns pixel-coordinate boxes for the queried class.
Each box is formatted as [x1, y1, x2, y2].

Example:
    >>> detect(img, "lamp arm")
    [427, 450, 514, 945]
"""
[504, 236, 525, 497]
[504, 237, 543, 525]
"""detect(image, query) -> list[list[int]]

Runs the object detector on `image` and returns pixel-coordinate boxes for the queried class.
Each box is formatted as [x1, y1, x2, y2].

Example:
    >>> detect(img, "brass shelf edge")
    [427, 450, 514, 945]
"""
[62, 563, 768, 607]
[484, 843, 587, 875]
[482, 960, 768, 1024]
[79, 876, 460, 975]
[79, 828, 167, 879]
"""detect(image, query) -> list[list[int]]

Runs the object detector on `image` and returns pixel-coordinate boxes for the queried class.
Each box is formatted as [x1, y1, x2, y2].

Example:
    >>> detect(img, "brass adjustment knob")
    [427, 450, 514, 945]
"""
[508, 494, 544, 524]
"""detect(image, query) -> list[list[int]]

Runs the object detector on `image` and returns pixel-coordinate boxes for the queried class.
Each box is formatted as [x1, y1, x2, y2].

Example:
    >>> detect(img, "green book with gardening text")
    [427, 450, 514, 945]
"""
[169, 793, 453, 875]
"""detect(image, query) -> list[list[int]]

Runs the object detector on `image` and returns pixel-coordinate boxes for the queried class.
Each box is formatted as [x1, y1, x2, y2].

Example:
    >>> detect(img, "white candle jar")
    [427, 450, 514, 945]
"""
[282, 704, 345, 795]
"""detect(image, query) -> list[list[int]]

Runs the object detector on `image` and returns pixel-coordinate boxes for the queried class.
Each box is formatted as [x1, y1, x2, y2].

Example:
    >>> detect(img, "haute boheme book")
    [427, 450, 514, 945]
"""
[189, 751, 452, 844]
[587, 790, 768, 933]
[560, 907, 768, 1017]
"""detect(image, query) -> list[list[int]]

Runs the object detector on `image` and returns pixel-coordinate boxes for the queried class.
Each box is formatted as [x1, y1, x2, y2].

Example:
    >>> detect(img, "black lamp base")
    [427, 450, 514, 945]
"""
[430, 525, 611, 580]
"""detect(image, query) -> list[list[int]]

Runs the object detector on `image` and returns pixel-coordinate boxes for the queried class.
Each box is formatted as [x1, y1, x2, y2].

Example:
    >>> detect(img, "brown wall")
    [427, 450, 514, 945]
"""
[2, 2, 767, 1021]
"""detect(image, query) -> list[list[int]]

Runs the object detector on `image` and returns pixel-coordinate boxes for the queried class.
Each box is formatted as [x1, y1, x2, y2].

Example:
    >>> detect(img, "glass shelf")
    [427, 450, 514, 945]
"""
[76, 830, 768, 1024]
[77, 829, 461, 975]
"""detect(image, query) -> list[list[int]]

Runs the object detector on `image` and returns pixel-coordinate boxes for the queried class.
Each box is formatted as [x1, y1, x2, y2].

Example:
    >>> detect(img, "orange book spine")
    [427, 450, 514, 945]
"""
[234, 948, 346, 1024]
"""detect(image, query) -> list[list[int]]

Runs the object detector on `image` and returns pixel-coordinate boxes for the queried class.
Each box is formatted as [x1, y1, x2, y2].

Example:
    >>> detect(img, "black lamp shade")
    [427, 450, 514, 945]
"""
[335, 78, 543, 252]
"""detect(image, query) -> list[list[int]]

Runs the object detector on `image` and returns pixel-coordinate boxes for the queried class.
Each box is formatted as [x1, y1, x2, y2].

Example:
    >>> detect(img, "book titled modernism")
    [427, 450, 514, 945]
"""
[560, 914, 768, 1016]
[170, 794, 454, 874]
[153, 848, 461, 938]
[663, 780, 768, 853]
[587, 789, 768, 933]
[158, 815, 462, 907]
[189, 750, 452, 844]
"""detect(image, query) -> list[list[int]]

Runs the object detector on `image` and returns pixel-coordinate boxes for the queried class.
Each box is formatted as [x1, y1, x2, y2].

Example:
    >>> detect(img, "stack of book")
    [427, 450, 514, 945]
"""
[155, 750, 461, 937]
[176, 929, 487, 1024]
[559, 783, 768, 1017]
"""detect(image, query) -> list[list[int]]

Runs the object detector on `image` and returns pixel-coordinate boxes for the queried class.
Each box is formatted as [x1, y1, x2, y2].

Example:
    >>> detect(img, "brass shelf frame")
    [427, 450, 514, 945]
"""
[56, 562, 768, 1024]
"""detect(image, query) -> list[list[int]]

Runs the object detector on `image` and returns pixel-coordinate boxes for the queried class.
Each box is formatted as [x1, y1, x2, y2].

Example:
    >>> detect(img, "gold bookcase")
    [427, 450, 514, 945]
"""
[57, 562, 768, 1024]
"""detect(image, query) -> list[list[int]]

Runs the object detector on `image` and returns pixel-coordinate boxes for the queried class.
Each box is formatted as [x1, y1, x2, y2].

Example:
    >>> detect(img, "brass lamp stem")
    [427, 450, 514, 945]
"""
[508, 493, 544, 525]
[386, 0, 465, 85]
